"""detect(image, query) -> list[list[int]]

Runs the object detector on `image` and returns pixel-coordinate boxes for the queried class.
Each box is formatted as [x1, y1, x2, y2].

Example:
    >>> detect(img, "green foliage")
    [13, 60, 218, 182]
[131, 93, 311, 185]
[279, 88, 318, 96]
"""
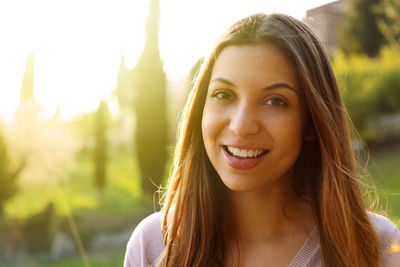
[5, 146, 148, 221]
[93, 101, 110, 191]
[374, 70, 400, 114]
[333, 47, 400, 142]
[333, 52, 377, 130]
[375, 0, 400, 47]
[0, 132, 24, 219]
[133, 0, 168, 197]
[339, 0, 386, 57]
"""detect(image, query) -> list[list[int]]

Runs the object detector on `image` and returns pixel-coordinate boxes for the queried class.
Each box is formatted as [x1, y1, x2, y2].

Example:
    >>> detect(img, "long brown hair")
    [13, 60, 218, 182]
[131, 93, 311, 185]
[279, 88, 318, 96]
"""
[157, 13, 381, 266]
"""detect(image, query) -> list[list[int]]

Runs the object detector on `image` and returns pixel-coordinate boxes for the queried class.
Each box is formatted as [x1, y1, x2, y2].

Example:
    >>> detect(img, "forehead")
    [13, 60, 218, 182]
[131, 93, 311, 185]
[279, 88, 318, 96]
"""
[211, 44, 298, 89]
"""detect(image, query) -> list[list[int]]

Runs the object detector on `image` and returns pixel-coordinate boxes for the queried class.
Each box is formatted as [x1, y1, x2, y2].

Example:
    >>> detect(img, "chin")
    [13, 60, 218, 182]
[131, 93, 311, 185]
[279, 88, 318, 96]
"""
[219, 176, 266, 193]
[218, 171, 293, 195]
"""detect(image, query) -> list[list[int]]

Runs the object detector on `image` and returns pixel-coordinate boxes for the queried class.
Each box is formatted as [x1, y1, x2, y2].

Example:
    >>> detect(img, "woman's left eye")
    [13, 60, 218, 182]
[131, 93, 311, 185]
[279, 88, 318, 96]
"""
[265, 97, 288, 107]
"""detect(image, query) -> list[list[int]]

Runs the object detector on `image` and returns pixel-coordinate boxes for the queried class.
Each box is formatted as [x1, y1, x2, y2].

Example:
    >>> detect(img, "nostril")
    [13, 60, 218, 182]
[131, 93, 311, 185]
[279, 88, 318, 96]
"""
[228, 105, 260, 136]
[229, 118, 259, 136]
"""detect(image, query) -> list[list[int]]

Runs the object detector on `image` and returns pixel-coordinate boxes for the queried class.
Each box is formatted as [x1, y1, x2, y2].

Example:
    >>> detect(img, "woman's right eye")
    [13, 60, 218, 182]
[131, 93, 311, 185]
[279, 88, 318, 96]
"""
[211, 90, 233, 101]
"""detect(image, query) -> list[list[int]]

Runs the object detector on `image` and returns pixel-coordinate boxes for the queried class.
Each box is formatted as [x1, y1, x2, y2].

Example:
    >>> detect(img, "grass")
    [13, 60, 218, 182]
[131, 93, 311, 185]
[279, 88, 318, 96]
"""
[368, 145, 400, 226]
[10, 249, 125, 267]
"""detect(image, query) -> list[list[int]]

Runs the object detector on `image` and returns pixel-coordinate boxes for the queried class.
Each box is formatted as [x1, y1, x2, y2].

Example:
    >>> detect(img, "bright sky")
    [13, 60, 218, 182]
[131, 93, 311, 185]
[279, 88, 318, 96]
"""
[0, 0, 335, 121]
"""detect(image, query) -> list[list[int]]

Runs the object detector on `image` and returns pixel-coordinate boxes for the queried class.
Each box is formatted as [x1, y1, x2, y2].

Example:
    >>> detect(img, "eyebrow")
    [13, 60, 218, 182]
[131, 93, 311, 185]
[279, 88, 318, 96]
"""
[210, 77, 298, 94]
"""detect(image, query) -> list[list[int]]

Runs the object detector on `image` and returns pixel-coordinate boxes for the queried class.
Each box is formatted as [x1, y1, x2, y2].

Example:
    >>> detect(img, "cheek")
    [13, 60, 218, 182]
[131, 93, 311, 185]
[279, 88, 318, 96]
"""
[267, 112, 305, 147]
[201, 102, 216, 147]
[202, 101, 228, 151]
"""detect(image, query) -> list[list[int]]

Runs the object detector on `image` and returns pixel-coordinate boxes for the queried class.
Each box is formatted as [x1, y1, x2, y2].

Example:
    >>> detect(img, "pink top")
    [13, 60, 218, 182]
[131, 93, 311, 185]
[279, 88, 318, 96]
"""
[124, 212, 400, 266]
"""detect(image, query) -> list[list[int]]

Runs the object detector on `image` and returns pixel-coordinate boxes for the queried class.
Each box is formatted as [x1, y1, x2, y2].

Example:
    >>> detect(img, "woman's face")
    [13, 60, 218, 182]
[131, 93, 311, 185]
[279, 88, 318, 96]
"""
[201, 43, 308, 193]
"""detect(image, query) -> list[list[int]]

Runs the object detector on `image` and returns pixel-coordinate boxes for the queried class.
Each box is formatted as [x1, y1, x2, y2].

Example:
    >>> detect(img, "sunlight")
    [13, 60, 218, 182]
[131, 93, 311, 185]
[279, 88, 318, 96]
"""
[159, 0, 336, 81]
[390, 242, 400, 253]
[0, 0, 335, 120]
[0, 0, 148, 120]
[0, 50, 27, 123]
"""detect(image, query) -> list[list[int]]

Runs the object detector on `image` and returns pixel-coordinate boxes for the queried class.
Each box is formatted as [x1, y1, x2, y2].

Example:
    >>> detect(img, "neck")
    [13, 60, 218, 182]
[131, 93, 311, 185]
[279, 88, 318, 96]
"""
[223, 179, 313, 243]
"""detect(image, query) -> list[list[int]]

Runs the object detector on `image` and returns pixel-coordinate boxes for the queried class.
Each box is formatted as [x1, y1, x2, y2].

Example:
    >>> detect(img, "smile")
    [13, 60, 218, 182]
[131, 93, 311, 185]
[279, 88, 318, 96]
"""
[224, 145, 268, 159]
[222, 145, 269, 169]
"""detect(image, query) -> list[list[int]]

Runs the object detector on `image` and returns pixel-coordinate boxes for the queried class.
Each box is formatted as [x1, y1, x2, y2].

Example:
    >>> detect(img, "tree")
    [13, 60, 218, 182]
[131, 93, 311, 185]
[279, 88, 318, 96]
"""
[0, 132, 24, 220]
[339, 0, 386, 57]
[114, 53, 135, 112]
[133, 0, 168, 196]
[23, 202, 56, 253]
[375, 0, 400, 47]
[93, 101, 109, 191]
[20, 53, 35, 104]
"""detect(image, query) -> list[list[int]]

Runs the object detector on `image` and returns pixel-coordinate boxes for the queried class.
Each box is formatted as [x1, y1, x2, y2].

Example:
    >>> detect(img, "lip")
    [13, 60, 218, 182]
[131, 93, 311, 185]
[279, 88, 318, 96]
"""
[222, 146, 268, 169]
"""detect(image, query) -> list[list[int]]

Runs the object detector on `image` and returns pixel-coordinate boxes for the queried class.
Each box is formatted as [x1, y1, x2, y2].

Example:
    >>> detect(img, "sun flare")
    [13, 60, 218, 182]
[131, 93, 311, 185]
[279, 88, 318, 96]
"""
[0, 0, 335, 121]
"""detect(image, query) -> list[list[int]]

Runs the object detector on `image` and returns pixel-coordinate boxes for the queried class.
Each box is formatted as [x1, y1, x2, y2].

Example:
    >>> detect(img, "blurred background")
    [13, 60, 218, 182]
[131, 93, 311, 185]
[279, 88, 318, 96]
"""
[0, 0, 399, 266]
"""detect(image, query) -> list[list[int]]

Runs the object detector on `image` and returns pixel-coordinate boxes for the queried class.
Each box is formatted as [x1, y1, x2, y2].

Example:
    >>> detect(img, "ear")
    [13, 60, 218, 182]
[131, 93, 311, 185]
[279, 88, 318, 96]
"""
[304, 123, 317, 142]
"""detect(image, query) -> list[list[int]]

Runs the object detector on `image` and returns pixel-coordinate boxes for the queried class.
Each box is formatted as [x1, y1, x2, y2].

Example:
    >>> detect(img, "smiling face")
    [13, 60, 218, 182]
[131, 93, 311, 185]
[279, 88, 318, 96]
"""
[201, 43, 308, 193]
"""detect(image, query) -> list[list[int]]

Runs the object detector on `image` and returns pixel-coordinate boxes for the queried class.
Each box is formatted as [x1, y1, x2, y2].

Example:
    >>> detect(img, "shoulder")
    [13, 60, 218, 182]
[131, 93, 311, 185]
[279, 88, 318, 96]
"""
[124, 212, 165, 267]
[368, 212, 399, 249]
[368, 212, 400, 266]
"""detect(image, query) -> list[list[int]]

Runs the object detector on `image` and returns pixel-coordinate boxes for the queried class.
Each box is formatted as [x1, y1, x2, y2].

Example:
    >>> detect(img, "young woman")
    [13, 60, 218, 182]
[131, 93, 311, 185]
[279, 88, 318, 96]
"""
[124, 13, 400, 266]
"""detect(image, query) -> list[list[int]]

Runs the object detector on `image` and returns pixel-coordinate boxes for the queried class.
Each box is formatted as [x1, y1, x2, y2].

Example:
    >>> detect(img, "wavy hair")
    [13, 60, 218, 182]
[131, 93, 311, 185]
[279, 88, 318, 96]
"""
[157, 13, 381, 266]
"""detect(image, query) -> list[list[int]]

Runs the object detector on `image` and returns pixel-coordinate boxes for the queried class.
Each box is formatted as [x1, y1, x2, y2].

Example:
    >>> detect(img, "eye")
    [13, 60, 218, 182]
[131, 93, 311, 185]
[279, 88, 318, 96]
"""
[211, 90, 234, 101]
[265, 97, 288, 107]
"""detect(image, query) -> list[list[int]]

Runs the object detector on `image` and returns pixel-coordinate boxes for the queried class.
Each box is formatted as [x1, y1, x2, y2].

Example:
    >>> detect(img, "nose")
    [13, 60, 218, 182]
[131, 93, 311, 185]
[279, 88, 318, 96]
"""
[228, 102, 260, 136]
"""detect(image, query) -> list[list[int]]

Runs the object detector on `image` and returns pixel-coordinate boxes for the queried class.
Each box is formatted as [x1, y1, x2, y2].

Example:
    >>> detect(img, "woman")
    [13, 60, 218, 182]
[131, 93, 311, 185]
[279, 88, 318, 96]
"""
[124, 13, 400, 266]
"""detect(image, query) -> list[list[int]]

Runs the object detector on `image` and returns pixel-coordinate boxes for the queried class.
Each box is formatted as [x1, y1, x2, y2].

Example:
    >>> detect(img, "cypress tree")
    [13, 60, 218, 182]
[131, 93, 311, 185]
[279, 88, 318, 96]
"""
[20, 53, 35, 104]
[93, 101, 109, 191]
[133, 0, 168, 196]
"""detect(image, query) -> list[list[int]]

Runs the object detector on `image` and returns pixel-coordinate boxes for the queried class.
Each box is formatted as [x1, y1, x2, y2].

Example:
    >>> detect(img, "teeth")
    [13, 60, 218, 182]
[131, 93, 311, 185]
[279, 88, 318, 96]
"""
[227, 146, 265, 158]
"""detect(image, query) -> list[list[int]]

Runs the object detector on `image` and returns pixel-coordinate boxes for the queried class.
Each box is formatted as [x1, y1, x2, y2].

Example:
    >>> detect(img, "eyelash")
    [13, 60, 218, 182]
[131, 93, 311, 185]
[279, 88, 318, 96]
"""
[210, 90, 289, 107]
[211, 90, 234, 101]
[265, 97, 289, 107]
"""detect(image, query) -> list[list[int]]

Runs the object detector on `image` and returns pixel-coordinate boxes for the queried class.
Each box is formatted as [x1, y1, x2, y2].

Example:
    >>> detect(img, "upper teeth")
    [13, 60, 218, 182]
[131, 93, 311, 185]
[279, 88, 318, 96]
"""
[227, 146, 265, 158]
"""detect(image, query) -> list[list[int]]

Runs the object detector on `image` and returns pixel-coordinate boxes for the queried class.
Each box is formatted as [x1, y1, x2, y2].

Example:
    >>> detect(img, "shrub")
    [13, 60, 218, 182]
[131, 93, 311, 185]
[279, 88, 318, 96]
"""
[333, 47, 400, 143]
[0, 132, 24, 220]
